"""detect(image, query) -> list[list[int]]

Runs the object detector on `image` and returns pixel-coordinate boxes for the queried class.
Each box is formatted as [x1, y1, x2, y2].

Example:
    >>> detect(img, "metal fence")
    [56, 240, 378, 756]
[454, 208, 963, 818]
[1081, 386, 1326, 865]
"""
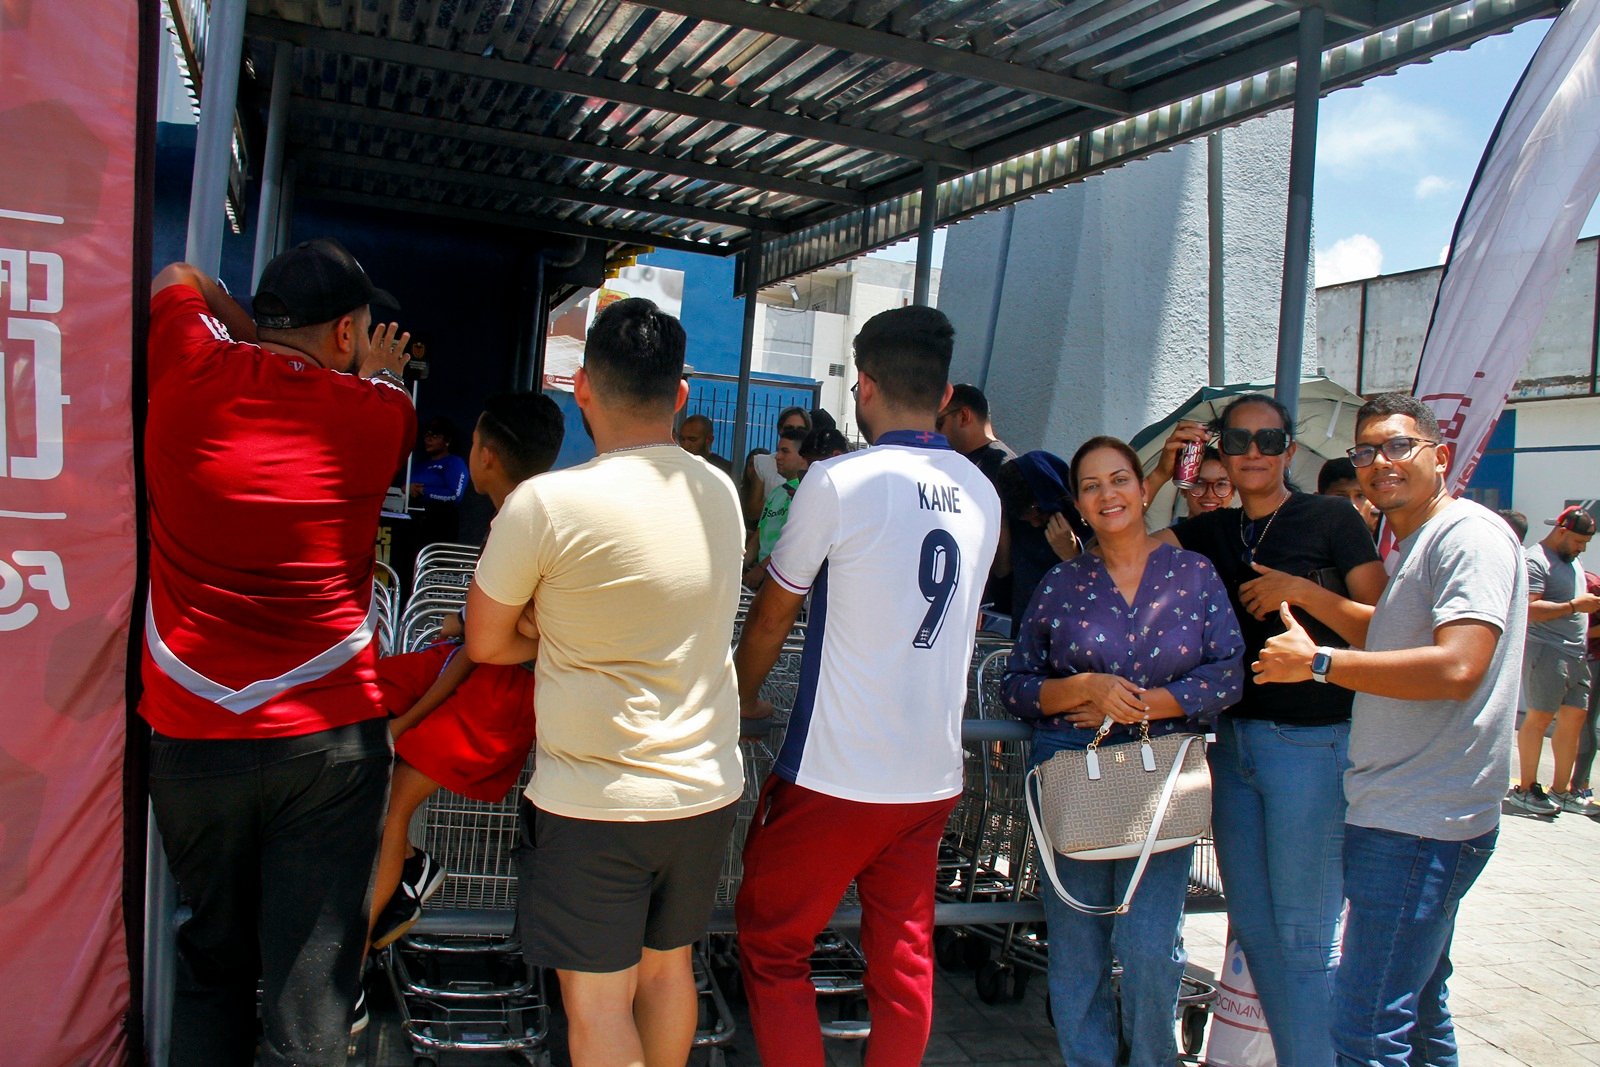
[685, 372, 822, 467]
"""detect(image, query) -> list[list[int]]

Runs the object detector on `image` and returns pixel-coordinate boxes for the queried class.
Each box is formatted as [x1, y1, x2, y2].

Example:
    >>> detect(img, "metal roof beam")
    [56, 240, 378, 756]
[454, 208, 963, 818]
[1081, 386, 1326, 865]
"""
[1263, 0, 1378, 30]
[293, 97, 865, 207]
[297, 148, 784, 233]
[297, 186, 727, 256]
[1125, 0, 1500, 109]
[628, 0, 1134, 116]
[247, 14, 971, 166]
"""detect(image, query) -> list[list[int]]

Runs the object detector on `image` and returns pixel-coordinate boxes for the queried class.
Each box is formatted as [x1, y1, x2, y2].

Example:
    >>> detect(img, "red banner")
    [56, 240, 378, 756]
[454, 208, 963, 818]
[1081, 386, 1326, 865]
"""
[0, 1, 149, 1061]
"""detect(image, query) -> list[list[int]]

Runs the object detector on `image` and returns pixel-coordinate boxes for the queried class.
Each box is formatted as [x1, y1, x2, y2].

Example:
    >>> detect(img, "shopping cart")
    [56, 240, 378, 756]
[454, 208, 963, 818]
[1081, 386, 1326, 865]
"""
[934, 641, 1221, 1056]
[712, 623, 871, 1053]
[375, 541, 556, 1067]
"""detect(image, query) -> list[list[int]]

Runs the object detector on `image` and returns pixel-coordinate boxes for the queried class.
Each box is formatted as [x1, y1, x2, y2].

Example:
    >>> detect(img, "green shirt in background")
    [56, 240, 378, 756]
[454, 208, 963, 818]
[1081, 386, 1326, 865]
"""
[757, 478, 800, 561]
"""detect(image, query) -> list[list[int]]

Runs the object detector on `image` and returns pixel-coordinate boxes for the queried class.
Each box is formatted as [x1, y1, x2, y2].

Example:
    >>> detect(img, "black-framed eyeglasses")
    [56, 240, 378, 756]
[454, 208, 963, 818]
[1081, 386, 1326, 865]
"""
[1346, 436, 1439, 468]
[1184, 477, 1233, 498]
[1219, 427, 1290, 456]
[850, 382, 860, 398]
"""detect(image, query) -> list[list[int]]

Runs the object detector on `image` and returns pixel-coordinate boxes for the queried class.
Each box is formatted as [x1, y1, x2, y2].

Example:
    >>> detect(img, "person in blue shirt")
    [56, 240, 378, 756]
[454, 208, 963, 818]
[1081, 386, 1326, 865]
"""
[411, 416, 470, 545]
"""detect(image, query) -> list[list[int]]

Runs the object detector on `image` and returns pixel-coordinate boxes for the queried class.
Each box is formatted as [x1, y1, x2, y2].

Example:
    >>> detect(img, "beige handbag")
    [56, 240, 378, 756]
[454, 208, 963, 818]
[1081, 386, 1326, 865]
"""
[1024, 719, 1211, 916]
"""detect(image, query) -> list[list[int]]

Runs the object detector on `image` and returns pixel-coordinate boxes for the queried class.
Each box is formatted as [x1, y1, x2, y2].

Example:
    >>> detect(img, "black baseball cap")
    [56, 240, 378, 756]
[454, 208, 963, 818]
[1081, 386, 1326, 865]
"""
[253, 237, 397, 330]
[1546, 506, 1597, 535]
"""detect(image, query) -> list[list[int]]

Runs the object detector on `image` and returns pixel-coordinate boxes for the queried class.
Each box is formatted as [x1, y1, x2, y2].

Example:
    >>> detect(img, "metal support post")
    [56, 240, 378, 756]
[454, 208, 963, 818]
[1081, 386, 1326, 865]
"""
[183, 0, 247, 275]
[251, 42, 293, 289]
[522, 252, 549, 393]
[914, 162, 939, 306]
[1273, 6, 1325, 424]
[731, 235, 763, 479]
[276, 161, 296, 256]
[1207, 132, 1227, 387]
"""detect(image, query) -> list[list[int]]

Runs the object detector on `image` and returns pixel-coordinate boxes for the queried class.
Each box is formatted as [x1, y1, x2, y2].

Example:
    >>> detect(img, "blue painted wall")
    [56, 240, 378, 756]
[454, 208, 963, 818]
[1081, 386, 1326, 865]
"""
[1470, 409, 1516, 512]
[639, 248, 743, 376]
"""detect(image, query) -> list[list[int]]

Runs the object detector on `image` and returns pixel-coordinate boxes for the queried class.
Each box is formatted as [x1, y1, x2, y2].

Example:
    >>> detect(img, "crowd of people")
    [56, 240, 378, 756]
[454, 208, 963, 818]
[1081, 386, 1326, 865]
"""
[140, 236, 1597, 1067]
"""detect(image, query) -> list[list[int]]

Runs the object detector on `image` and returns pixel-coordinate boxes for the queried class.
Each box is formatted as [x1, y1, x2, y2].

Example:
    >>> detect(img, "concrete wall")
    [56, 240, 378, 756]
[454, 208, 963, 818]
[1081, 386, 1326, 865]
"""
[1316, 237, 1600, 398]
[939, 109, 1308, 454]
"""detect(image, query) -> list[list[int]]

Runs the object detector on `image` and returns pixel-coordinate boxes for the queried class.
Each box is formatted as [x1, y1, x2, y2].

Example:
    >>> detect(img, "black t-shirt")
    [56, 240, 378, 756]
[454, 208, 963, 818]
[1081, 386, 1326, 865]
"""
[968, 439, 1018, 612]
[1174, 493, 1380, 725]
[967, 439, 1016, 482]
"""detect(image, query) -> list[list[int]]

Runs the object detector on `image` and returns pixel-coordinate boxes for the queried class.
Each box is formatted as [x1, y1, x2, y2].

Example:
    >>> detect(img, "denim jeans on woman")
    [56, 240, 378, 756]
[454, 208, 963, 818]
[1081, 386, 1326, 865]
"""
[1209, 716, 1349, 1067]
[1032, 728, 1192, 1067]
[1334, 825, 1496, 1067]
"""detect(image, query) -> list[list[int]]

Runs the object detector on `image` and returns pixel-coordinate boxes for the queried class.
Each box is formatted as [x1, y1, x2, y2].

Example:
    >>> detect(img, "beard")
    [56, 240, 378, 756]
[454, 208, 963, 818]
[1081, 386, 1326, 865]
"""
[855, 404, 874, 445]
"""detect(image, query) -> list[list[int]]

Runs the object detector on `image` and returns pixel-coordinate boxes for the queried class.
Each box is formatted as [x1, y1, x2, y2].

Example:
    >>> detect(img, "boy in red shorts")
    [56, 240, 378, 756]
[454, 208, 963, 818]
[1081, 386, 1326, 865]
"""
[367, 392, 565, 950]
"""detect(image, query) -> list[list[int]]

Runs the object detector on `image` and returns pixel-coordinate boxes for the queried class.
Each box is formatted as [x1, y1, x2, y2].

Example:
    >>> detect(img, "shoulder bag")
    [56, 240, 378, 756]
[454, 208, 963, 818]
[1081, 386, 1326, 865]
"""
[1024, 718, 1210, 916]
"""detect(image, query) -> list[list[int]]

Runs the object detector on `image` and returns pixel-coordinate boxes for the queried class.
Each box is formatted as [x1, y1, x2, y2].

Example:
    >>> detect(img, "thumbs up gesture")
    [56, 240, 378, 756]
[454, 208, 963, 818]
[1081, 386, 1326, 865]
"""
[1252, 602, 1317, 684]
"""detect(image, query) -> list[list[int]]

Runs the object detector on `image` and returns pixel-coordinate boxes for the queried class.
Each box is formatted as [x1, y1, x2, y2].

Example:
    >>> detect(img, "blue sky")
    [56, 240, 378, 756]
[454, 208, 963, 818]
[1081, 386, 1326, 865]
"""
[1312, 16, 1594, 284]
[881, 15, 1591, 287]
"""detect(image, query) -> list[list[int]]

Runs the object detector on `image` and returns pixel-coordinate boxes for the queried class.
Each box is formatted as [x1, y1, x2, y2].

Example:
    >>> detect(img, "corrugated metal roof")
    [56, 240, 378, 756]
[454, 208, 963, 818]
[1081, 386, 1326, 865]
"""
[238, 0, 1557, 286]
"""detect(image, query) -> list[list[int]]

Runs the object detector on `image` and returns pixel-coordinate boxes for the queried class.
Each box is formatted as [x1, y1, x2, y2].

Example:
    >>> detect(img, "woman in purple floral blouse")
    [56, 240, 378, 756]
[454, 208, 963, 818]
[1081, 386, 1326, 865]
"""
[1002, 436, 1243, 1067]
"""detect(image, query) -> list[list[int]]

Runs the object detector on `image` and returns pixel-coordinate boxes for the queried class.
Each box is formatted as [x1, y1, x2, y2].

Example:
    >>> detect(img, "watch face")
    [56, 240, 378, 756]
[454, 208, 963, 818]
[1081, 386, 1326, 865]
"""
[1312, 651, 1332, 676]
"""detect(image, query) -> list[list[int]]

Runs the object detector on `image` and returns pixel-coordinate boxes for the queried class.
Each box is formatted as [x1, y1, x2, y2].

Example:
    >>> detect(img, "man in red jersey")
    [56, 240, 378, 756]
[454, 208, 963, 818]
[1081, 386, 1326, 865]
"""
[142, 238, 415, 1065]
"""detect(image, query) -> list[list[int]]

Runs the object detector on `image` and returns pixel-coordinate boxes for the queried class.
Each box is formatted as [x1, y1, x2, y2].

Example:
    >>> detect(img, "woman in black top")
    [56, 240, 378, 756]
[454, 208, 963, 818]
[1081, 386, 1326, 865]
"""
[1152, 394, 1385, 1067]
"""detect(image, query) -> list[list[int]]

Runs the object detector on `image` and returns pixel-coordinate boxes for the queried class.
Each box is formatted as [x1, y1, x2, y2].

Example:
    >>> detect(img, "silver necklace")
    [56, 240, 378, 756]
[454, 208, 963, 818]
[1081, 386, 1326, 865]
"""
[1239, 495, 1289, 564]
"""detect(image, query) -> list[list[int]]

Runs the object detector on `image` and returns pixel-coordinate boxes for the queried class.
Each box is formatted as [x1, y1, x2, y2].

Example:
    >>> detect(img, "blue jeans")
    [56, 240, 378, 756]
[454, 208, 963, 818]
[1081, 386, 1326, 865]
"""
[1033, 729, 1191, 1066]
[1334, 824, 1496, 1067]
[1209, 717, 1348, 1067]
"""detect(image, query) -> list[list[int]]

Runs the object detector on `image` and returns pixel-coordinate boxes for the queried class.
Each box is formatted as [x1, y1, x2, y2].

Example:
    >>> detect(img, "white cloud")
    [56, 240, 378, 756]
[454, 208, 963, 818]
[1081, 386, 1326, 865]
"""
[1316, 234, 1384, 286]
[1319, 89, 1455, 176]
[1438, 242, 1453, 265]
[1414, 175, 1458, 200]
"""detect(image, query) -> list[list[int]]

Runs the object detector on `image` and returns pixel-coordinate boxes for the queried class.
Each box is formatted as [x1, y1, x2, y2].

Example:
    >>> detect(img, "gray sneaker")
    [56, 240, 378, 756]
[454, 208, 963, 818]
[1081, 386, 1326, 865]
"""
[1551, 790, 1600, 817]
[1507, 783, 1561, 816]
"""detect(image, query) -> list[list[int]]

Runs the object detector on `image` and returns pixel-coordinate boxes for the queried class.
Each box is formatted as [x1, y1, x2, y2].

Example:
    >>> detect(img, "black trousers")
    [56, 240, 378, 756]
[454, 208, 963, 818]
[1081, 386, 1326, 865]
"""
[149, 718, 391, 1067]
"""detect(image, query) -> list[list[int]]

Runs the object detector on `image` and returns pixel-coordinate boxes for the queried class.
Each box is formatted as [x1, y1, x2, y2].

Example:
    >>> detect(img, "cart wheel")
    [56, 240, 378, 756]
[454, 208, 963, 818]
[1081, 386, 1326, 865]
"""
[960, 934, 993, 971]
[974, 960, 1021, 1004]
[933, 928, 965, 971]
[1182, 1004, 1208, 1054]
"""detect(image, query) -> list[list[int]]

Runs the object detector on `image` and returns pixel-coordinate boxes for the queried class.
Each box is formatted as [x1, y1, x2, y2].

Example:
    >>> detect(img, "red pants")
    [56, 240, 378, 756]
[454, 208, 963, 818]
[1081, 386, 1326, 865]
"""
[735, 778, 958, 1067]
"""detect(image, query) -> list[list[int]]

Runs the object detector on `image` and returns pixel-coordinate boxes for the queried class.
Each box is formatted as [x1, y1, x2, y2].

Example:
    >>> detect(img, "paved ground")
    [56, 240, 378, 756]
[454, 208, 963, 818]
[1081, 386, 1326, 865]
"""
[351, 757, 1600, 1065]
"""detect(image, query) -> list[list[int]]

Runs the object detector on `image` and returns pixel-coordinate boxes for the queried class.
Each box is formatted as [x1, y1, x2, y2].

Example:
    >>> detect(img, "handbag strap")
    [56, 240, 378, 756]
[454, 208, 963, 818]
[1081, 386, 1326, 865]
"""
[1025, 733, 1200, 916]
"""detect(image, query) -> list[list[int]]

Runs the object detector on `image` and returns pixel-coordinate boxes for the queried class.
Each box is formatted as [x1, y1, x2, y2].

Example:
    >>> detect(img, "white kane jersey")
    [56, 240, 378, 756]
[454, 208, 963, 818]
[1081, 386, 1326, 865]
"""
[765, 431, 1001, 803]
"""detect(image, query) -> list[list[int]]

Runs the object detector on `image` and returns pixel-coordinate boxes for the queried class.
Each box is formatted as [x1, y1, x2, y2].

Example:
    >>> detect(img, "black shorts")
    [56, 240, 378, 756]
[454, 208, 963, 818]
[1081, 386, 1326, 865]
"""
[515, 797, 737, 973]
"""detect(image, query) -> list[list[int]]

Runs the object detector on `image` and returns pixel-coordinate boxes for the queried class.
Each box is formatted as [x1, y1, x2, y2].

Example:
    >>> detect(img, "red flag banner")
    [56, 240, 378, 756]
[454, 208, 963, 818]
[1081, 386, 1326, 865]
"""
[0, 0, 150, 1061]
[1415, 0, 1600, 491]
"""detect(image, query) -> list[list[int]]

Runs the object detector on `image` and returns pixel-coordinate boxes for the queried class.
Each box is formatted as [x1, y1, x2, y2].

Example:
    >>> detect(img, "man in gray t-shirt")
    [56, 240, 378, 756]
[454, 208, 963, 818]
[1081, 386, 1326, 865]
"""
[1254, 393, 1525, 1062]
[1512, 506, 1600, 816]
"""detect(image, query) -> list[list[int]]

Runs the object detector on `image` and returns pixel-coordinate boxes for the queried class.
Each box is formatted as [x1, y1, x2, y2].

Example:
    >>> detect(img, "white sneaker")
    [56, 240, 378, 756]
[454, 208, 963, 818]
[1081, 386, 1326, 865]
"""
[1506, 784, 1561, 816]
[1551, 790, 1600, 817]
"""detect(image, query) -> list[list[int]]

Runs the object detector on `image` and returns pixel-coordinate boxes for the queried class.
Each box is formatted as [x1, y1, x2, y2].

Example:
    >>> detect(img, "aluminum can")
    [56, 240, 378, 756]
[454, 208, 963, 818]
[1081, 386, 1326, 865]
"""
[1173, 439, 1204, 489]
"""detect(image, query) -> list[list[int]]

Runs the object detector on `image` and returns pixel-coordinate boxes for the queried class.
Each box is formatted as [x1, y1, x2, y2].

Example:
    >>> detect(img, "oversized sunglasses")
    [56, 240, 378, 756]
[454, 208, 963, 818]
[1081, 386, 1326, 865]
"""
[1346, 436, 1438, 468]
[1218, 427, 1290, 456]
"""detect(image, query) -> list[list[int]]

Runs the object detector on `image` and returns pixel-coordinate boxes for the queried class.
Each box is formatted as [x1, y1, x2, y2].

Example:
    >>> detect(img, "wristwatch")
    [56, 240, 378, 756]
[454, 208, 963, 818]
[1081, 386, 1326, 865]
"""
[1310, 647, 1334, 684]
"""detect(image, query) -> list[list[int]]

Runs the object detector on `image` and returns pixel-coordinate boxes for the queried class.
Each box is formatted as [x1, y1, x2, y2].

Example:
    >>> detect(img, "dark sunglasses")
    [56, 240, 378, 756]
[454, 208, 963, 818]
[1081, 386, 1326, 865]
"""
[1346, 436, 1438, 468]
[1218, 427, 1290, 457]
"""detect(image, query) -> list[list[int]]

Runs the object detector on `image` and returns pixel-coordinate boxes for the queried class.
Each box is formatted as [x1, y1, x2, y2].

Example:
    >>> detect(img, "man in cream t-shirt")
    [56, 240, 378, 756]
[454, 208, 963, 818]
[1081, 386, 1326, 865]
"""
[466, 298, 743, 1067]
